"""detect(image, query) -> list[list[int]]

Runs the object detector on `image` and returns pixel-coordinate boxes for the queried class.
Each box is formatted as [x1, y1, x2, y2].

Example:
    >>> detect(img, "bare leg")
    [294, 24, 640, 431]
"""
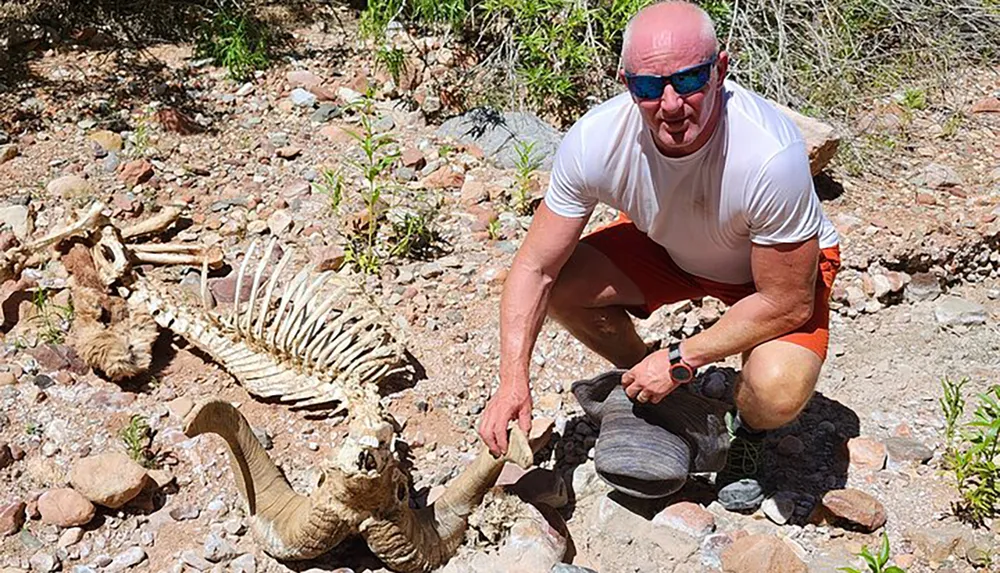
[737, 340, 822, 430]
[547, 243, 648, 369]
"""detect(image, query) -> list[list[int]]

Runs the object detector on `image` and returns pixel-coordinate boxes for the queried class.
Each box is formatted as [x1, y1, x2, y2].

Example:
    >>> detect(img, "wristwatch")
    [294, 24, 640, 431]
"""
[667, 341, 696, 384]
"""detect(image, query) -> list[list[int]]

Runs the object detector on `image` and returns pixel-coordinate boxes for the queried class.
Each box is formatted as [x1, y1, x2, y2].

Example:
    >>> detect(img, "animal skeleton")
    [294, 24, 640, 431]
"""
[37, 203, 536, 571]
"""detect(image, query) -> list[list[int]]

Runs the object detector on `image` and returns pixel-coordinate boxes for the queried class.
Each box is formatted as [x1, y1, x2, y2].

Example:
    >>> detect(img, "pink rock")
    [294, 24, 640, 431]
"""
[820, 488, 887, 532]
[287, 70, 322, 89]
[722, 534, 807, 573]
[421, 166, 465, 189]
[119, 160, 154, 188]
[38, 488, 95, 527]
[0, 500, 25, 536]
[653, 501, 716, 538]
[847, 437, 887, 470]
[401, 148, 426, 169]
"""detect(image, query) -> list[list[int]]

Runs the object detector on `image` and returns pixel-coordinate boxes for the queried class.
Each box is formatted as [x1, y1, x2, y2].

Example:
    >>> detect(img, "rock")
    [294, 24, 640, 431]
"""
[106, 547, 146, 572]
[906, 272, 941, 302]
[913, 162, 962, 188]
[68, 453, 149, 508]
[718, 479, 764, 512]
[28, 552, 60, 573]
[906, 524, 967, 565]
[208, 270, 252, 304]
[102, 152, 121, 173]
[0, 372, 15, 386]
[230, 554, 255, 573]
[0, 442, 12, 469]
[551, 565, 597, 573]
[167, 396, 194, 419]
[401, 147, 426, 169]
[819, 489, 887, 532]
[721, 534, 806, 573]
[157, 107, 200, 134]
[421, 166, 465, 189]
[847, 437, 887, 470]
[653, 501, 716, 538]
[57, 527, 84, 547]
[118, 160, 154, 188]
[0, 500, 26, 536]
[494, 504, 566, 572]
[38, 488, 95, 527]
[88, 131, 123, 152]
[934, 296, 987, 327]
[761, 493, 796, 525]
[770, 102, 840, 175]
[436, 109, 563, 170]
[168, 503, 200, 521]
[203, 532, 239, 563]
[180, 550, 213, 571]
[287, 70, 322, 88]
[882, 437, 933, 469]
[310, 103, 341, 123]
[0, 144, 18, 164]
[972, 97, 1000, 113]
[46, 175, 93, 199]
[290, 88, 317, 107]
[267, 209, 293, 235]
[776, 435, 804, 456]
[701, 532, 735, 569]
[275, 146, 301, 159]
[0, 205, 32, 241]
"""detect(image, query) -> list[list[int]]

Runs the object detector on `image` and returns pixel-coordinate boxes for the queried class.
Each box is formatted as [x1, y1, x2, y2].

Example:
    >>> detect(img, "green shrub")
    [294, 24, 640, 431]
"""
[196, 2, 271, 81]
[941, 378, 1000, 525]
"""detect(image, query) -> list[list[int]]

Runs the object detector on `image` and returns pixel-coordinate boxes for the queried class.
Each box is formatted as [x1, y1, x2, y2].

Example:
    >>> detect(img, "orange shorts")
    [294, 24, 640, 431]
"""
[581, 217, 841, 361]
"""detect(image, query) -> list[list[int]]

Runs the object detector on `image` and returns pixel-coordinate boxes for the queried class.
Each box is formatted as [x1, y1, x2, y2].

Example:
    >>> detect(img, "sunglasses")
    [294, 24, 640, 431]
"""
[624, 54, 718, 100]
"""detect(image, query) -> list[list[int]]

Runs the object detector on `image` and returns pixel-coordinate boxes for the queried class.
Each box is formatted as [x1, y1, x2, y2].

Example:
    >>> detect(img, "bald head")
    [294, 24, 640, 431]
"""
[620, 1, 718, 73]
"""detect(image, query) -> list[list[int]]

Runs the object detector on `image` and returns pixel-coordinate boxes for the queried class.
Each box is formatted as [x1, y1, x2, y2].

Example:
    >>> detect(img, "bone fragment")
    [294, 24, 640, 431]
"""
[121, 207, 182, 240]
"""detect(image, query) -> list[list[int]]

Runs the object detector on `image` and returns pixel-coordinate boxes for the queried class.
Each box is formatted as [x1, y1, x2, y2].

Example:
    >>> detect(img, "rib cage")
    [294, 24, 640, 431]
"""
[128, 237, 405, 410]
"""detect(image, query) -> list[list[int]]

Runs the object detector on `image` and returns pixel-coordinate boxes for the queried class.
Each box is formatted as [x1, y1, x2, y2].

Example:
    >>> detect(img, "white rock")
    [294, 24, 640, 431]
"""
[762, 494, 796, 525]
[289, 88, 316, 107]
[934, 295, 987, 327]
[0, 205, 32, 240]
[106, 547, 146, 572]
[230, 554, 255, 573]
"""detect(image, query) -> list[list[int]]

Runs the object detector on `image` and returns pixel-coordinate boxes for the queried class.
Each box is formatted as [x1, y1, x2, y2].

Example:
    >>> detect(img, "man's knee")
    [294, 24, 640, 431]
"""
[737, 349, 821, 429]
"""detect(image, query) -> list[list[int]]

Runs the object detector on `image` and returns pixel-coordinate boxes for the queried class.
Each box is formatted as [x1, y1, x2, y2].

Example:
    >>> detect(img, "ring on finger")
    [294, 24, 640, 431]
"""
[636, 391, 649, 403]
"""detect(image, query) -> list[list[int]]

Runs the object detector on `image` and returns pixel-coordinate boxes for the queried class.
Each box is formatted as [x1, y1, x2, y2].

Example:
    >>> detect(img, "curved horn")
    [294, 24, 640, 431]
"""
[183, 400, 353, 560]
[362, 428, 534, 573]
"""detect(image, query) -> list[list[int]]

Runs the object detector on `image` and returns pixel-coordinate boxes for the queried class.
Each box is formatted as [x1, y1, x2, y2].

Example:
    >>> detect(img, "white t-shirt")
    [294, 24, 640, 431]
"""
[544, 80, 839, 285]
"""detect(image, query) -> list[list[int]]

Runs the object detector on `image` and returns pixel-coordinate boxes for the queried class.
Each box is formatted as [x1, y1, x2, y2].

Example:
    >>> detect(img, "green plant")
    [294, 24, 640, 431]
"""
[120, 414, 158, 469]
[312, 168, 345, 212]
[487, 218, 501, 240]
[197, 3, 270, 81]
[25, 422, 42, 437]
[129, 106, 152, 158]
[900, 87, 928, 111]
[511, 139, 542, 215]
[839, 531, 906, 573]
[375, 45, 408, 85]
[31, 287, 72, 345]
[941, 379, 1000, 525]
[941, 112, 964, 139]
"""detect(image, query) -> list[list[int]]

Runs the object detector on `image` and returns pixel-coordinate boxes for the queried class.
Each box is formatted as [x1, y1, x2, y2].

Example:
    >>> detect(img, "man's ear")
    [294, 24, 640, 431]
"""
[716, 50, 730, 84]
[618, 68, 627, 86]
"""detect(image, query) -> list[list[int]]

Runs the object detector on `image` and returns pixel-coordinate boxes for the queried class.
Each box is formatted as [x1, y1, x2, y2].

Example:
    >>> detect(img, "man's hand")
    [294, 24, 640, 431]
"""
[621, 349, 680, 404]
[478, 384, 533, 456]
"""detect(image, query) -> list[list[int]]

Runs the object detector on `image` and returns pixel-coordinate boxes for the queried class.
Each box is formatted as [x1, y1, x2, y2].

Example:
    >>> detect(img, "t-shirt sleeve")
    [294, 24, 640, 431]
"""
[543, 125, 597, 218]
[745, 142, 823, 245]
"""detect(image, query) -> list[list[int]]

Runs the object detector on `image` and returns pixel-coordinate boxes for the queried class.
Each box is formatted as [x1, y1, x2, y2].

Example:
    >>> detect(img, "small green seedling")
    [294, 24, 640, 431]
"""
[839, 531, 906, 573]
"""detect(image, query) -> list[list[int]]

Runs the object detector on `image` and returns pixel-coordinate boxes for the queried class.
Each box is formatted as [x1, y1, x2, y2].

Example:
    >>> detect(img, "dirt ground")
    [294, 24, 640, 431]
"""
[1, 10, 1000, 573]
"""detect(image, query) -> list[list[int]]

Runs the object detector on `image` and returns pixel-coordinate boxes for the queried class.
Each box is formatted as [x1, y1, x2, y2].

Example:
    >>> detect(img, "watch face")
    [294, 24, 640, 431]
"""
[671, 364, 693, 382]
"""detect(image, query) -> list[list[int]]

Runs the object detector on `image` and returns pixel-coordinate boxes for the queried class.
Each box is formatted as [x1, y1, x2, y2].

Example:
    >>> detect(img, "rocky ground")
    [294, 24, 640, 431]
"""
[2, 10, 1000, 573]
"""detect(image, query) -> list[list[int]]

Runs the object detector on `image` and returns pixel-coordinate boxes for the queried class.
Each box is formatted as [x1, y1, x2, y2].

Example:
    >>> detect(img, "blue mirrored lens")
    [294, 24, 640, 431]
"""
[628, 75, 668, 100]
[672, 65, 712, 95]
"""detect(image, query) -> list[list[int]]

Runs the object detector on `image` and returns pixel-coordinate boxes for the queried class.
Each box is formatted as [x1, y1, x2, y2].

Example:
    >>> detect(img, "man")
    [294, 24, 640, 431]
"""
[478, 0, 841, 487]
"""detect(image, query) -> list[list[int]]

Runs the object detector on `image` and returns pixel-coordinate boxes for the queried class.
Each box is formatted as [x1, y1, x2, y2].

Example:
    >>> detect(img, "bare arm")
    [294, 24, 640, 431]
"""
[480, 203, 588, 454]
[681, 237, 819, 366]
[623, 237, 820, 404]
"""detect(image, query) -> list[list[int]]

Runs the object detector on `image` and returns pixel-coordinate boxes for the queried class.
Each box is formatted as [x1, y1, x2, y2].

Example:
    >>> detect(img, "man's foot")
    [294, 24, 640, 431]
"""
[716, 411, 766, 511]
